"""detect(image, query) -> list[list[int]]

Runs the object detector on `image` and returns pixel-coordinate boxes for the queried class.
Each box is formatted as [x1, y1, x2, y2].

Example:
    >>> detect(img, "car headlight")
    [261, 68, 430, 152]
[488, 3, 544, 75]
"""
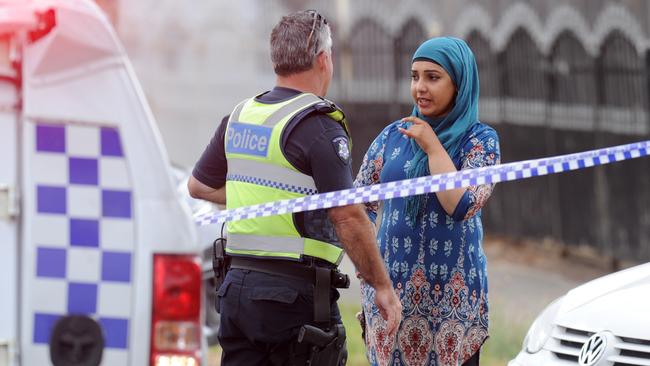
[523, 296, 564, 354]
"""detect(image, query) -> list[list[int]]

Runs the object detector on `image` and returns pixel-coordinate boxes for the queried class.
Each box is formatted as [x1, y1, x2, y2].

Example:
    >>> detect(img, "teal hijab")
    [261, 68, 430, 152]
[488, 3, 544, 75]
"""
[404, 36, 480, 222]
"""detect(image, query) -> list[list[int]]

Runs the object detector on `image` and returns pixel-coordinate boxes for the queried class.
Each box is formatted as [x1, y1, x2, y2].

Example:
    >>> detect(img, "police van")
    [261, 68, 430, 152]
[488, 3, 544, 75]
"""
[0, 0, 207, 365]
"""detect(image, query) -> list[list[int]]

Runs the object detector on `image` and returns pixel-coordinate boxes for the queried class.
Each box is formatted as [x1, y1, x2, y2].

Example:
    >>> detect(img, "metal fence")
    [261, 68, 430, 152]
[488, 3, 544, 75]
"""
[334, 20, 650, 263]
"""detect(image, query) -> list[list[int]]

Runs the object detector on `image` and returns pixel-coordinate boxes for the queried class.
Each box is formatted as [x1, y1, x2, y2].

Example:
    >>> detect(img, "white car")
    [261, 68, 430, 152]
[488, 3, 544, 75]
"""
[509, 262, 650, 366]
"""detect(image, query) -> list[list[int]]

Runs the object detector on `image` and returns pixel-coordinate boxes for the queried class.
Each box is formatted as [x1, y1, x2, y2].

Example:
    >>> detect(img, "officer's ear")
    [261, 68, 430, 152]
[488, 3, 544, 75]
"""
[315, 50, 329, 71]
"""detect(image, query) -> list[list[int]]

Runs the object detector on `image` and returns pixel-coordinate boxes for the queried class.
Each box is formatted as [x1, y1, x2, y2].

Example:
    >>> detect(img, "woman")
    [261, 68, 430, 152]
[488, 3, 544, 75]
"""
[355, 37, 500, 365]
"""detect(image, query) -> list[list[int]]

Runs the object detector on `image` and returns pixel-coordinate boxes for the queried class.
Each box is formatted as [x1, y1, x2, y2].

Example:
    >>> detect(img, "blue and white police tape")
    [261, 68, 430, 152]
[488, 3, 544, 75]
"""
[194, 140, 650, 226]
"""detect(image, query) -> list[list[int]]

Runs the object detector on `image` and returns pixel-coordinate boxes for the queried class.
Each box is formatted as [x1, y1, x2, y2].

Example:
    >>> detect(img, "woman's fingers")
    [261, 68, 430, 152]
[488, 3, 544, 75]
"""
[399, 117, 439, 155]
[398, 127, 415, 138]
[402, 116, 427, 125]
[399, 123, 426, 137]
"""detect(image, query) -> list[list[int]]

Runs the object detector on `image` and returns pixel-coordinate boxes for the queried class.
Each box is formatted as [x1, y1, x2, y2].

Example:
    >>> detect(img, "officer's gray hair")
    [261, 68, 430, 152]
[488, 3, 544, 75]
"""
[270, 11, 332, 76]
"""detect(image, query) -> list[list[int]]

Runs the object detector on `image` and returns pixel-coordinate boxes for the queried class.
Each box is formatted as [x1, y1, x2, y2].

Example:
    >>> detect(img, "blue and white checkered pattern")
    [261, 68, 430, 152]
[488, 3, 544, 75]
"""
[26, 122, 134, 365]
[227, 173, 318, 195]
[196, 140, 650, 226]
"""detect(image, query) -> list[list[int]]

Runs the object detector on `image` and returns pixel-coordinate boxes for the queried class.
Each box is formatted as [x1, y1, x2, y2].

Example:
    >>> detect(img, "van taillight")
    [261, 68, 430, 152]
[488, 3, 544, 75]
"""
[29, 8, 56, 43]
[151, 254, 202, 366]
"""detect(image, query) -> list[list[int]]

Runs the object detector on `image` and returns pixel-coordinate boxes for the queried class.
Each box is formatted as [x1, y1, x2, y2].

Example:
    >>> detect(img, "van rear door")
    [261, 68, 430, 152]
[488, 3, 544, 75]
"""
[13, 1, 202, 365]
[16, 3, 140, 365]
[0, 34, 19, 366]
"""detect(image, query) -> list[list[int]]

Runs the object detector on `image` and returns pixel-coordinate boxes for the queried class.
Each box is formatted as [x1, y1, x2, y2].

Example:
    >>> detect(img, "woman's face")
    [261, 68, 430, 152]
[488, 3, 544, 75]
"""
[410, 60, 456, 118]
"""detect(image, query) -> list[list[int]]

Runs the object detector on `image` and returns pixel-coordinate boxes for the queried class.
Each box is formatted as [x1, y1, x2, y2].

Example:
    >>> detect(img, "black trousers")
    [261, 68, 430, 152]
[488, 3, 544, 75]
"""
[217, 268, 344, 365]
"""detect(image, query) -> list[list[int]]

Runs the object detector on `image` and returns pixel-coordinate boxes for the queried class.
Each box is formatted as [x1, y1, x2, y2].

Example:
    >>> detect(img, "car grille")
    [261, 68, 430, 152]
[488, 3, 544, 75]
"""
[547, 326, 650, 365]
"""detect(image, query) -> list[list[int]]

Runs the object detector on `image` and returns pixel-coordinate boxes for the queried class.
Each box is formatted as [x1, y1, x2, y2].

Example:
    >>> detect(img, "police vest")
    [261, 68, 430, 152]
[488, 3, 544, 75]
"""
[224, 92, 350, 265]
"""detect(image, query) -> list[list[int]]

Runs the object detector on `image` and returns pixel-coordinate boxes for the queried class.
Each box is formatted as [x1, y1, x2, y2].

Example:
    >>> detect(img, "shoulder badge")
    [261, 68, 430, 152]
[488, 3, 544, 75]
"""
[332, 136, 351, 164]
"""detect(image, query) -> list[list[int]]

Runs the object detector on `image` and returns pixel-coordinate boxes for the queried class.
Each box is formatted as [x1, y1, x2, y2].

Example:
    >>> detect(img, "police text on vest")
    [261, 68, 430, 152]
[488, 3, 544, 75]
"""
[225, 122, 272, 157]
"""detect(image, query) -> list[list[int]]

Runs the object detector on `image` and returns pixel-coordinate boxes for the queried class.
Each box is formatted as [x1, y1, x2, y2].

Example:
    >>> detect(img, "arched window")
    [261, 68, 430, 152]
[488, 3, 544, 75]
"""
[597, 31, 648, 262]
[394, 19, 426, 103]
[466, 30, 499, 122]
[548, 32, 599, 248]
[502, 28, 548, 125]
[348, 19, 394, 102]
[599, 31, 647, 134]
[549, 31, 596, 130]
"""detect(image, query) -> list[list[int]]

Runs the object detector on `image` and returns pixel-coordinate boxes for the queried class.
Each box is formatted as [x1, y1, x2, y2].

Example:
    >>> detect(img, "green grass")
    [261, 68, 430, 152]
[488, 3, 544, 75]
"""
[480, 301, 530, 366]
[209, 300, 530, 365]
[339, 302, 368, 365]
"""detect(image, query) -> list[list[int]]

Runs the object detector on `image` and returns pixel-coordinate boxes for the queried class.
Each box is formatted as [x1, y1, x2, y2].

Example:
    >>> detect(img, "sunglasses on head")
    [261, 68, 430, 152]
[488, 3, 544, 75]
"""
[305, 10, 328, 54]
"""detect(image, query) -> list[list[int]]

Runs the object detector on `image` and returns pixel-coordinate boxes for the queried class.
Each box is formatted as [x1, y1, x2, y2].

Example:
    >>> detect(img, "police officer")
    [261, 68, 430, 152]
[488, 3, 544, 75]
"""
[188, 10, 401, 365]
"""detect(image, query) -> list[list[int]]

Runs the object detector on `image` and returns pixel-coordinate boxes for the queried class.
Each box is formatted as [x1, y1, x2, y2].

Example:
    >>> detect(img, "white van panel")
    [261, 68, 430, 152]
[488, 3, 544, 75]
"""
[21, 1, 198, 252]
[0, 80, 18, 366]
[20, 120, 136, 365]
[10, 1, 201, 364]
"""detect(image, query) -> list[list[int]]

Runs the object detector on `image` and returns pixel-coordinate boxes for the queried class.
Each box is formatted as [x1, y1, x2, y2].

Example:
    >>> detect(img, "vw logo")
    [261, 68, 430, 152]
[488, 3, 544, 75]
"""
[579, 333, 607, 366]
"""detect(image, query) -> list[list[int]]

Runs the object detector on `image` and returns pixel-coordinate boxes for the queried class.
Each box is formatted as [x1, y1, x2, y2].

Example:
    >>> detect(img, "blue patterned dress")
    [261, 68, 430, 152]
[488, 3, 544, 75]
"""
[355, 120, 500, 366]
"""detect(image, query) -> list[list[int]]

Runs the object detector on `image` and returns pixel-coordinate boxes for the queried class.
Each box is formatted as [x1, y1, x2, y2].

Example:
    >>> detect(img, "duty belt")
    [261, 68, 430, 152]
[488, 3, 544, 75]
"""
[230, 257, 350, 324]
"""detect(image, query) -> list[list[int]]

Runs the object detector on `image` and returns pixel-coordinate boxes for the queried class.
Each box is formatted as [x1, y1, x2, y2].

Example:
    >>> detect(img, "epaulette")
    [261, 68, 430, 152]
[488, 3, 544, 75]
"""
[312, 98, 351, 142]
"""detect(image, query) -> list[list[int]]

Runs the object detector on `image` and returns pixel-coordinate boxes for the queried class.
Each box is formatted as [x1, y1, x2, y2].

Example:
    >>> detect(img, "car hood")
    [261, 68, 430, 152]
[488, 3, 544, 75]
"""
[555, 262, 650, 339]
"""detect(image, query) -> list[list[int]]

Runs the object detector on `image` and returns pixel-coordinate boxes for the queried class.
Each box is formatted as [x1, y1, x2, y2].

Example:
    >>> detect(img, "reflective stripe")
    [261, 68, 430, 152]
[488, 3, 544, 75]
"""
[228, 233, 305, 253]
[227, 174, 317, 195]
[225, 248, 301, 261]
[230, 99, 249, 122]
[228, 158, 317, 191]
[227, 234, 344, 265]
[304, 238, 344, 265]
[262, 93, 323, 126]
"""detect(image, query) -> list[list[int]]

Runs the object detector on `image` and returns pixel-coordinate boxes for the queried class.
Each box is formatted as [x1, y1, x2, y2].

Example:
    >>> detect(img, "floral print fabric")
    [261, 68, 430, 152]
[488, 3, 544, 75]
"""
[355, 120, 500, 366]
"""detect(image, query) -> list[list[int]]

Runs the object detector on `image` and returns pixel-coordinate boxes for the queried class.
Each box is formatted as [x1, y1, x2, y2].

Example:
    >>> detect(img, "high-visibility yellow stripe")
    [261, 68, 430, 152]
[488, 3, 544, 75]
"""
[304, 238, 344, 265]
[225, 248, 301, 260]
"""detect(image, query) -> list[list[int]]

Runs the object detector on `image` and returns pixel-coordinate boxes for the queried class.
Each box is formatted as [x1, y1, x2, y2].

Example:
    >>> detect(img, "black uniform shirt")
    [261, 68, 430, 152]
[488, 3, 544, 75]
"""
[192, 87, 353, 243]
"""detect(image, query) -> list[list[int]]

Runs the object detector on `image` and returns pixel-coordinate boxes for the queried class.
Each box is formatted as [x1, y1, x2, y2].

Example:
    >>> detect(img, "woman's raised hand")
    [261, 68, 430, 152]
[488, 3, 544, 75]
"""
[398, 116, 442, 156]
